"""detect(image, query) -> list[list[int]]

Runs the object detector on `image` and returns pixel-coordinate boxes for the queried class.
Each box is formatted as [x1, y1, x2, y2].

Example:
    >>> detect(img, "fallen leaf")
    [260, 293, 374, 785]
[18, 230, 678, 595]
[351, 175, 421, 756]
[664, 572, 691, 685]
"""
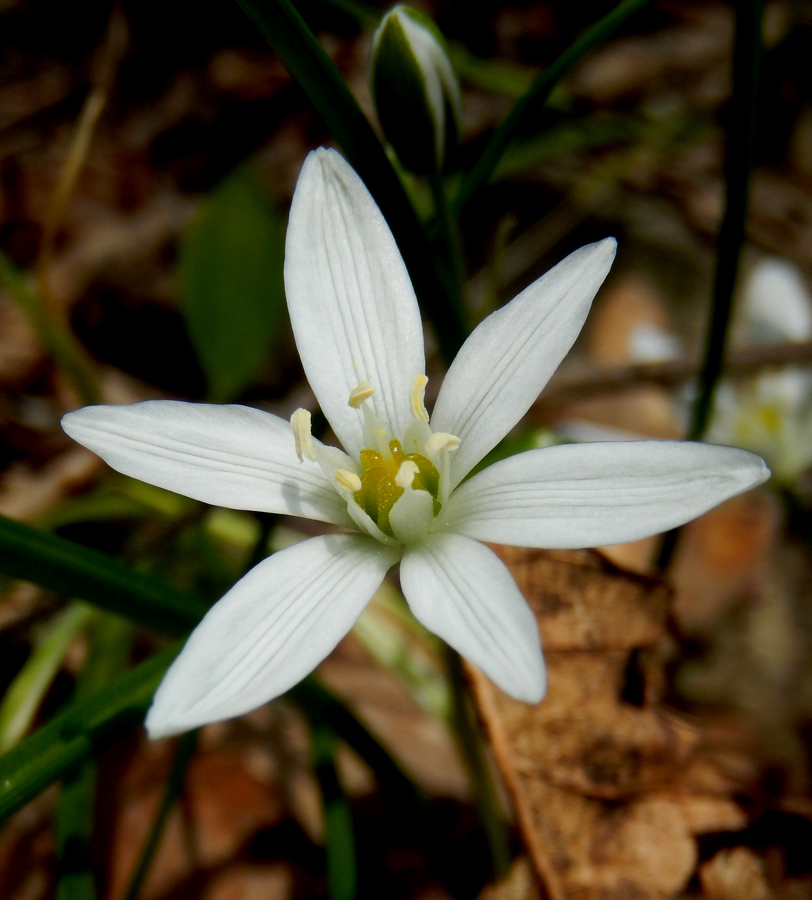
[468, 547, 749, 900]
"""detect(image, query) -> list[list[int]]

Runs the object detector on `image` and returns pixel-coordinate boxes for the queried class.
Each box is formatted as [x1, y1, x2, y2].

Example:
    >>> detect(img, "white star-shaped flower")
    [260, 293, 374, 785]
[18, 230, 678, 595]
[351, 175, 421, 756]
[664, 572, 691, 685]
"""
[62, 148, 769, 738]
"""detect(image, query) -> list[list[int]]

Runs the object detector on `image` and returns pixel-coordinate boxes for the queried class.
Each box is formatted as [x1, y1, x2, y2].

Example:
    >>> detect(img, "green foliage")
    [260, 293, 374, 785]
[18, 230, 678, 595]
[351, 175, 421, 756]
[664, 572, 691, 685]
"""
[180, 167, 286, 401]
[0, 646, 179, 822]
[0, 513, 209, 637]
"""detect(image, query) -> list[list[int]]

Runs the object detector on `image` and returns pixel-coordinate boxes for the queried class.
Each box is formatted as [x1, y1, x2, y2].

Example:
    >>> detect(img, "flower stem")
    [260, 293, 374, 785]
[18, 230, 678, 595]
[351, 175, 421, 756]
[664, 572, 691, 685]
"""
[429, 170, 469, 346]
[657, 0, 764, 572]
[443, 646, 511, 879]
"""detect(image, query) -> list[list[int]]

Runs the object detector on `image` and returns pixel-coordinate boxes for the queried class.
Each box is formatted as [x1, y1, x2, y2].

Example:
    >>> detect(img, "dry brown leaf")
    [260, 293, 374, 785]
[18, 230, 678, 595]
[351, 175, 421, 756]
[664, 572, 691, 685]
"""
[468, 547, 750, 900]
[699, 847, 772, 900]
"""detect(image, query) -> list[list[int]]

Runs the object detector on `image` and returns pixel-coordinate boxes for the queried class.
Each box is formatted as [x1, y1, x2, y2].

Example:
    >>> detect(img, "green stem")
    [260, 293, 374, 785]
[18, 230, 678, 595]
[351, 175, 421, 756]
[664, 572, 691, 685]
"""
[428, 171, 468, 335]
[311, 721, 357, 900]
[443, 647, 510, 879]
[0, 250, 98, 405]
[123, 731, 198, 900]
[453, 0, 657, 215]
[688, 1, 764, 441]
[657, 0, 764, 572]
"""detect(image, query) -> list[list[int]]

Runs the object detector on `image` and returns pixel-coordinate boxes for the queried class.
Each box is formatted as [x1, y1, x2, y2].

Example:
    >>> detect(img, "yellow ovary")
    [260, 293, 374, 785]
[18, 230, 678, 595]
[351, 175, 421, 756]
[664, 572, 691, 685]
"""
[355, 439, 440, 535]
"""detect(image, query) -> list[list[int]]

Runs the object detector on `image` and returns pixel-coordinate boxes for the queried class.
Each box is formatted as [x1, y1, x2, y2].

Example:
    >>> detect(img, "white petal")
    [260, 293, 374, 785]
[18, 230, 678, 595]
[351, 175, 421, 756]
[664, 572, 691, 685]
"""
[431, 239, 616, 487]
[445, 441, 770, 548]
[400, 533, 545, 703]
[744, 257, 812, 343]
[146, 534, 399, 737]
[62, 401, 350, 525]
[285, 149, 425, 457]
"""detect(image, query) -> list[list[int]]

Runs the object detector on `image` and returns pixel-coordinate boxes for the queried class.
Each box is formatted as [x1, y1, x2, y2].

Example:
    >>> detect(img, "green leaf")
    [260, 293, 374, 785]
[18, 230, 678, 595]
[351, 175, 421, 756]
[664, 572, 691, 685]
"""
[180, 168, 286, 401]
[0, 602, 96, 753]
[0, 645, 180, 823]
[55, 616, 133, 900]
[56, 760, 97, 900]
[123, 730, 197, 900]
[453, 0, 659, 214]
[0, 514, 208, 637]
[0, 518, 435, 847]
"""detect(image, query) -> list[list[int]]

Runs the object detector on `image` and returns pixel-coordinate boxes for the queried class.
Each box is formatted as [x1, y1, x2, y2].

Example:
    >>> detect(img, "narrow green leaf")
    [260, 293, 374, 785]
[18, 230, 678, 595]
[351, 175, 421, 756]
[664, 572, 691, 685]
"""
[657, 0, 765, 570]
[0, 644, 179, 823]
[232, 0, 467, 359]
[0, 514, 207, 636]
[55, 616, 132, 900]
[0, 602, 96, 753]
[0, 249, 98, 405]
[287, 679, 433, 834]
[123, 730, 197, 900]
[56, 761, 97, 900]
[0, 522, 433, 848]
[180, 168, 286, 401]
[453, 0, 658, 213]
[688, 0, 765, 441]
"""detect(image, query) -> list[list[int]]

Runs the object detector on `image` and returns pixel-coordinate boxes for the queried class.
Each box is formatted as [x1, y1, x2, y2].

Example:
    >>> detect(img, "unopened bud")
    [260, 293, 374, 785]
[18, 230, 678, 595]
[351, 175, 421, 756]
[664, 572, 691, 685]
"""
[370, 5, 461, 174]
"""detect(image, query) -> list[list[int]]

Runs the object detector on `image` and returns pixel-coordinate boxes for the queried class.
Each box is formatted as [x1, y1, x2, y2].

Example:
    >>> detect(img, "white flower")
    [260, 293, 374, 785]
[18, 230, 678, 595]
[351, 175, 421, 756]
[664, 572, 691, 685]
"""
[707, 257, 812, 482]
[62, 149, 769, 738]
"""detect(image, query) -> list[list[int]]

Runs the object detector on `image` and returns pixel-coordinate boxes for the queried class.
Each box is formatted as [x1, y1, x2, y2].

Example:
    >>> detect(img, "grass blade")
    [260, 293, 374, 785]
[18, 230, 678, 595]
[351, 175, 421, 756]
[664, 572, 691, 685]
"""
[0, 514, 207, 636]
[0, 644, 179, 823]
[453, 0, 658, 213]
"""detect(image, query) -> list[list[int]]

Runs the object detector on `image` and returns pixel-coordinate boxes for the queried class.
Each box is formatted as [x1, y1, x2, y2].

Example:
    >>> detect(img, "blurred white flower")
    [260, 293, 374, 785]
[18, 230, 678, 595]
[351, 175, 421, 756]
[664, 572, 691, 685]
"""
[707, 257, 812, 482]
[62, 149, 769, 738]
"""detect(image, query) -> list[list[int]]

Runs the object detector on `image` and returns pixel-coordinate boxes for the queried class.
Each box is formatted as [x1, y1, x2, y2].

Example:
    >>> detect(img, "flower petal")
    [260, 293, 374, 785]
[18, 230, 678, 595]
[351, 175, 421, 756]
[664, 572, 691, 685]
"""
[431, 239, 616, 487]
[62, 400, 350, 525]
[285, 148, 425, 457]
[146, 533, 399, 737]
[445, 441, 770, 548]
[400, 533, 545, 703]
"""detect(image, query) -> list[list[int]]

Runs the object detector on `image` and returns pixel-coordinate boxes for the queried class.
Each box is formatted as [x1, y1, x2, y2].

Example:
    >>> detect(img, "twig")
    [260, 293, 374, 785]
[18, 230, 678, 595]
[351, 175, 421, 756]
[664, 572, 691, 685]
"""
[535, 339, 812, 409]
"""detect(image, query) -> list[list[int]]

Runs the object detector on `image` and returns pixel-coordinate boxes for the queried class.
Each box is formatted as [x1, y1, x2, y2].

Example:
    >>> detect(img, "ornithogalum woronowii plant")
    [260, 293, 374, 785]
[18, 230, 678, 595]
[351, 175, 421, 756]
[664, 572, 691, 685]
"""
[63, 149, 769, 738]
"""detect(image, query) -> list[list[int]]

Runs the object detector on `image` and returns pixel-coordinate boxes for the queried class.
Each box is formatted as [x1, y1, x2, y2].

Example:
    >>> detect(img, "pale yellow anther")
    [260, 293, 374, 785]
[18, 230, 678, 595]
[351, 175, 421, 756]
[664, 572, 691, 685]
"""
[395, 460, 419, 490]
[410, 374, 430, 424]
[291, 408, 316, 462]
[335, 469, 362, 493]
[348, 381, 375, 408]
[424, 432, 461, 458]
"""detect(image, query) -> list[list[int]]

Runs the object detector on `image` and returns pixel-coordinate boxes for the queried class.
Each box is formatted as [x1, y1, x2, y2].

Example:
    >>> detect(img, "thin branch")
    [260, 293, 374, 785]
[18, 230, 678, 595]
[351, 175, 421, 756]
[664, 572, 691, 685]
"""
[535, 339, 812, 410]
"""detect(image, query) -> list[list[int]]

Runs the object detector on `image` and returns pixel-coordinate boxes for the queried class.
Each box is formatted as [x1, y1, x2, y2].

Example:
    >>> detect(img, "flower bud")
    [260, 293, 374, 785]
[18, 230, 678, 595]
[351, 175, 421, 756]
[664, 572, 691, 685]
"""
[370, 5, 461, 174]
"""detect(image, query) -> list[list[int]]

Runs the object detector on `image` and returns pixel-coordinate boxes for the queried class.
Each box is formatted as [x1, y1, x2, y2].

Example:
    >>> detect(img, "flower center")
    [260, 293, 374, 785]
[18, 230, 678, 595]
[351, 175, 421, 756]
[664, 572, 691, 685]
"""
[290, 376, 460, 546]
[355, 438, 440, 536]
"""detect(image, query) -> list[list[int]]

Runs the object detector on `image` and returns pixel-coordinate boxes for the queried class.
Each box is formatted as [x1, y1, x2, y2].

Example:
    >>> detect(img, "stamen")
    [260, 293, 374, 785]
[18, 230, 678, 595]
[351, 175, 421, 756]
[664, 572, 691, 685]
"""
[290, 408, 316, 462]
[335, 469, 362, 492]
[410, 374, 430, 424]
[395, 460, 419, 489]
[348, 381, 375, 408]
[424, 432, 460, 458]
